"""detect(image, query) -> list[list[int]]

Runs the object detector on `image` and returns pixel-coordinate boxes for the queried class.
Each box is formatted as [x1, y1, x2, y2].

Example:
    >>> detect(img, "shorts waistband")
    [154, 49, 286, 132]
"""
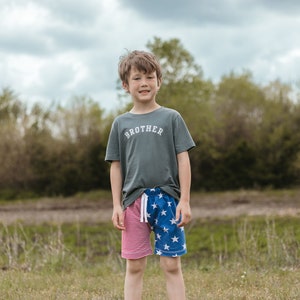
[140, 188, 162, 223]
[144, 187, 161, 196]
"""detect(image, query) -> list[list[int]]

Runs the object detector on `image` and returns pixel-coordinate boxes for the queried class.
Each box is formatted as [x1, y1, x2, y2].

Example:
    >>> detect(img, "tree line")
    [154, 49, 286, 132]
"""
[1, 37, 300, 199]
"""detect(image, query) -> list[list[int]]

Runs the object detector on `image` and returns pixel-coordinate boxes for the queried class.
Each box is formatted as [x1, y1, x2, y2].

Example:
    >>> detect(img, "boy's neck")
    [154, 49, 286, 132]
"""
[130, 102, 161, 114]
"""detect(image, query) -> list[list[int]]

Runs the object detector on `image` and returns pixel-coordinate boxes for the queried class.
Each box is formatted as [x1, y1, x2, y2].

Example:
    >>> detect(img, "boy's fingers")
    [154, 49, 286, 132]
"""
[117, 214, 125, 230]
[119, 214, 125, 228]
[112, 213, 125, 230]
[177, 212, 192, 227]
[176, 208, 183, 226]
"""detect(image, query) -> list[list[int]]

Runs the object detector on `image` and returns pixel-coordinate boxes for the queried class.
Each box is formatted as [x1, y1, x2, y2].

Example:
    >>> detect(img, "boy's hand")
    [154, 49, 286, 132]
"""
[176, 201, 192, 227]
[112, 206, 125, 230]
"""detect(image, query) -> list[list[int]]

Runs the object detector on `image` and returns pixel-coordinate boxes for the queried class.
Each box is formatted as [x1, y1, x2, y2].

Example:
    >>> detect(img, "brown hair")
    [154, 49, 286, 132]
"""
[118, 50, 162, 85]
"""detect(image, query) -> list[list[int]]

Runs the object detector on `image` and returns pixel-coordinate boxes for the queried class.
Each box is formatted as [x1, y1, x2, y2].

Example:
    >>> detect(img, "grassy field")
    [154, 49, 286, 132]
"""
[0, 263, 299, 299]
[0, 214, 299, 299]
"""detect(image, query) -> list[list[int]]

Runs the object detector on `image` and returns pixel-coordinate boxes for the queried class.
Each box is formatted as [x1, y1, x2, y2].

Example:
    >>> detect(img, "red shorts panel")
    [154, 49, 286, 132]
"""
[121, 197, 153, 259]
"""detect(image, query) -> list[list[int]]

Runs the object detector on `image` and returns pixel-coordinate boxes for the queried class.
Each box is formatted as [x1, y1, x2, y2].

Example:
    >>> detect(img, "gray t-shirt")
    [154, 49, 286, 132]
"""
[105, 107, 195, 209]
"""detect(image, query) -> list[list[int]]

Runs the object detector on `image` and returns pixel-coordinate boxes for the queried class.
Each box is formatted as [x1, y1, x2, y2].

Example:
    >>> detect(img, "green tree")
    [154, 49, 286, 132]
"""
[203, 74, 300, 190]
[0, 88, 31, 197]
[254, 80, 300, 187]
[50, 96, 109, 195]
[23, 96, 109, 196]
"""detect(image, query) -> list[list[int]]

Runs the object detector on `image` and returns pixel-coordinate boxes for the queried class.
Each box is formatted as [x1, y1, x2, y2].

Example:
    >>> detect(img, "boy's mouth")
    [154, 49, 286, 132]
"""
[139, 90, 150, 94]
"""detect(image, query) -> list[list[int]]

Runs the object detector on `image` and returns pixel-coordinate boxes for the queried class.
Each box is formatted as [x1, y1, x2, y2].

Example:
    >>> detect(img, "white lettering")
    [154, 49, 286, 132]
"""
[157, 128, 163, 135]
[124, 125, 164, 139]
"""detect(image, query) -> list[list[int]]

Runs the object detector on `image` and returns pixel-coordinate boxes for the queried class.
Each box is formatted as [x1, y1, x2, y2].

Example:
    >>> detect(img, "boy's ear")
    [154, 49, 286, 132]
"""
[157, 78, 162, 88]
[122, 81, 129, 93]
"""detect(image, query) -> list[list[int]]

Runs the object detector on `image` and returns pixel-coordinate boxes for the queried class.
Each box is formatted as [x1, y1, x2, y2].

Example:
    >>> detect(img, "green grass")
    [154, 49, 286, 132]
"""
[0, 261, 299, 299]
[0, 216, 299, 299]
[1, 217, 299, 271]
[186, 216, 300, 269]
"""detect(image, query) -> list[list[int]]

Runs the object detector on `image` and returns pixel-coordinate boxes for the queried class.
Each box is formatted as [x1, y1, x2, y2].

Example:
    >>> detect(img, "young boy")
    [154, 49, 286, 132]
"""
[105, 50, 195, 300]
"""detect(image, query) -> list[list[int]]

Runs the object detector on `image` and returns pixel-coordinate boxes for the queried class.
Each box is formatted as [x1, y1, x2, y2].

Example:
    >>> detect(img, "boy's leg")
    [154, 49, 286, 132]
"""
[122, 197, 152, 299]
[124, 257, 147, 300]
[160, 256, 186, 300]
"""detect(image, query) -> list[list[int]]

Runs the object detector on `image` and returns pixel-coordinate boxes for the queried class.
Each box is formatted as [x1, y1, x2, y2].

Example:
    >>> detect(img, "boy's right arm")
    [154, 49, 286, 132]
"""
[110, 161, 125, 230]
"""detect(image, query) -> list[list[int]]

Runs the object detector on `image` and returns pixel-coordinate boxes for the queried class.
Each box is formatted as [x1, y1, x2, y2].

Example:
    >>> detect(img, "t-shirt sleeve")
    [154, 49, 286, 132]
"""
[105, 119, 120, 162]
[174, 114, 195, 154]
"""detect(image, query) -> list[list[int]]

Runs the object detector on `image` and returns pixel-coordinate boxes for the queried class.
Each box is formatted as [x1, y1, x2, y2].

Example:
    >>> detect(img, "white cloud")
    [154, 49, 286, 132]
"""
[278, 49, 300, 64]
[0, 0, 300, 112]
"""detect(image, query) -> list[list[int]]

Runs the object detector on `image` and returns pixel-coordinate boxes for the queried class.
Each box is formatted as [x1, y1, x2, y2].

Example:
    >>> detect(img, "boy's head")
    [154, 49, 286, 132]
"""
[118, 50, 162, 86]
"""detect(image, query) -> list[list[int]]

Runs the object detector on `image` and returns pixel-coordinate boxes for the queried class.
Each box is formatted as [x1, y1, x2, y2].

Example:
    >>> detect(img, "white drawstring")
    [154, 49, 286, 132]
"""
[140, 193, 148, 222]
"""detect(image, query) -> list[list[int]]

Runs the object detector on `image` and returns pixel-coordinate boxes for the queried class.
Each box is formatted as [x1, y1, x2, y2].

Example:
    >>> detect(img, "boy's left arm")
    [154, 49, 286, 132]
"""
[176, 151, 192, 227]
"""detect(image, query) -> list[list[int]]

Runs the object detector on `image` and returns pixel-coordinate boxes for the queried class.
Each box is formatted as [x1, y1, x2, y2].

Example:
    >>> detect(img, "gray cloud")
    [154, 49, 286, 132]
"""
[120, 0, 300, 24]
[35, 0, 101, 25]
[0, 32, 49, 55]
[0, 0, 299, 112]
[42, 26, 98, 52]
[119, 0, 269, 26]
[259, 0, 300, 15]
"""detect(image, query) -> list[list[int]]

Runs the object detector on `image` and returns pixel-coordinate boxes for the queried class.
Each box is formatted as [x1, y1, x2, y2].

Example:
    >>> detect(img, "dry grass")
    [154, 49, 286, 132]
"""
[0, 220, 299, 299]
[0, 190, 300, 299]
[0, 265, 299, 299]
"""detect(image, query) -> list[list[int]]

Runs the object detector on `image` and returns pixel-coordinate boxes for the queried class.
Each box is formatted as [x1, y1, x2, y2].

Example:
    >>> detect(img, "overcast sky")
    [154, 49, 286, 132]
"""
[1, 0, 299, 112]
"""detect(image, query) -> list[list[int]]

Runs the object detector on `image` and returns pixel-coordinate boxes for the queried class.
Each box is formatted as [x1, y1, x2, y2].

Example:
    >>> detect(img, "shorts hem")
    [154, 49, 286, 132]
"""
[155, 250, 187, 257]
[121, 250, 153, 260]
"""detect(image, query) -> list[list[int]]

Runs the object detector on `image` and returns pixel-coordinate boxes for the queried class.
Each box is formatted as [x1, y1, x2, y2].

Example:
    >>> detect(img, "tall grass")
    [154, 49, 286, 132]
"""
[236, 217, 299, 268]
[185, 216, 300, 270]
[0, 223, 81, 272]
[0, 217, 299, 271]
[0, 217, 299, 299]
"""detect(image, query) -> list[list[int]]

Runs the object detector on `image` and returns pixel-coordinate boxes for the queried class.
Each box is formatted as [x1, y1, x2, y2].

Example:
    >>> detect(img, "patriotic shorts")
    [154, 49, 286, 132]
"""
[121, 188, 187, 259]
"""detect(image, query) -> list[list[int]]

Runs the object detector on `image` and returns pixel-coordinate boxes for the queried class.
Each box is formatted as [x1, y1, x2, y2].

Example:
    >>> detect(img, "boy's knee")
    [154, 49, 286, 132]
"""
[126, 258, 147, 274]
[160, 257, 181, 274]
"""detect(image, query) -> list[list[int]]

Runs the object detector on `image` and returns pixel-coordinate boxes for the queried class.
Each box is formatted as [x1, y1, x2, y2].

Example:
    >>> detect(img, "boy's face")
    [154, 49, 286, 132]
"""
[122, 67, 161, 104]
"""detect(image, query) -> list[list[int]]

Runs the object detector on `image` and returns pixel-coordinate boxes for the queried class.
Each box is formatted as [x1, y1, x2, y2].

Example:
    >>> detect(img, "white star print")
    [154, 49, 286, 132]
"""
[163, 227, 169, 233]
[171, 236, 179, 243]
[167, 201, 172, 207]
[164, 244, 170, 250]
[182, 243, 186, 250]
[161, 210, 167, 216]
[172, 254, 178, 257]
[151, 203, 157, 209]
[155, 219, 158, 224]
[150, 188, 156, 191]
[158, 193, 163, 198]
[170, 218, 177, 225]
[156, 250, 162, 255]
[156, 233, 161, 240]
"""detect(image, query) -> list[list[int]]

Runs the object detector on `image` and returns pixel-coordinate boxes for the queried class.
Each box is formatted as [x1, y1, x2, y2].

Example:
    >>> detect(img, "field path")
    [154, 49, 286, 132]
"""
[0, 190, 300, 225]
